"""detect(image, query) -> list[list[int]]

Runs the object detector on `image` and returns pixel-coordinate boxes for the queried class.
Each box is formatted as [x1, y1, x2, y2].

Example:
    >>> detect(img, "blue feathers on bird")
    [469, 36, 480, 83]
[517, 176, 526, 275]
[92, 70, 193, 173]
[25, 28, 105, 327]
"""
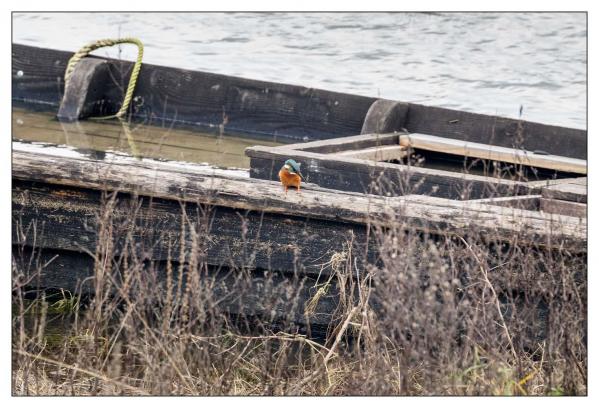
[284, 159, 304, 178]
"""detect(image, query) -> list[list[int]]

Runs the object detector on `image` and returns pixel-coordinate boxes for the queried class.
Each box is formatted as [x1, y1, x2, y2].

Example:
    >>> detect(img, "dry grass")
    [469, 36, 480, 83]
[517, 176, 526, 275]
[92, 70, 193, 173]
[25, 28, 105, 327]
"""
[12, 172, 587, 396]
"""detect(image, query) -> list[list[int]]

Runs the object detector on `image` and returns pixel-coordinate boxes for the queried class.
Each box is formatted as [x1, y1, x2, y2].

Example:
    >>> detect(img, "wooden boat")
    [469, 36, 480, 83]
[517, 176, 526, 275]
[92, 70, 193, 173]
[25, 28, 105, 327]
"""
[12, 43, 587, 336]
[12, 43, 586, 152]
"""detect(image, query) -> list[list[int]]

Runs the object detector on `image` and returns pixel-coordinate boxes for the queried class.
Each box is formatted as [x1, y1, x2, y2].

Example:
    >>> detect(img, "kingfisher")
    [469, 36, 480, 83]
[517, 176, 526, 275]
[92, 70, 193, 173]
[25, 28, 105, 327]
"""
[278, 159, 304, 196]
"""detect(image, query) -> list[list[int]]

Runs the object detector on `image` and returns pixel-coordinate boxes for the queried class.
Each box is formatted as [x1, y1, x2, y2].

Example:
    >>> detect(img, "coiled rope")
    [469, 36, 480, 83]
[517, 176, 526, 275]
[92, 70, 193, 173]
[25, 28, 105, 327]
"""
[64, 38, 144, 119]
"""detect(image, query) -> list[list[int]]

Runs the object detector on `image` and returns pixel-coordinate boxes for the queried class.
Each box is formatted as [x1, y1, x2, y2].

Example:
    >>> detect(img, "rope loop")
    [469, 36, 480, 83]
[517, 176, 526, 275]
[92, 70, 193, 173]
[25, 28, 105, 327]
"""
[64, 38, 144, 119]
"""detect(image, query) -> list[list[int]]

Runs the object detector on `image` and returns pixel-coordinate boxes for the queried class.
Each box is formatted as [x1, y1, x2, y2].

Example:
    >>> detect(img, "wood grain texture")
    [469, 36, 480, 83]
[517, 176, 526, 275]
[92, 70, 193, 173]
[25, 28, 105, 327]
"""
[540, 198, 587, 218]
[336, 145, 408, 161]
[468, 195, 541, 211]
[527, 176, 587, 190]
[541, 181, 587, 203]
[12, 146, 587, 249]
[400, 133, 587, 174]
[277, 132, 402, 153]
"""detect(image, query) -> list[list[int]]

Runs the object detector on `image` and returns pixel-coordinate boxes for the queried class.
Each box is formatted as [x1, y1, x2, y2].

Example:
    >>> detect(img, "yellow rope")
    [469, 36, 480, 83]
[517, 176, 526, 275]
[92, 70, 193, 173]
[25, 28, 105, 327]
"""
[64, 38, 144, 119]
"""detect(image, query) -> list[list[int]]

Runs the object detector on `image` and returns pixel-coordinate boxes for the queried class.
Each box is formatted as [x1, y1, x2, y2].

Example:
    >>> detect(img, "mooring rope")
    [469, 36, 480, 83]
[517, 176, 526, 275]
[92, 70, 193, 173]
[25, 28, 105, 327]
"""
[64, 38, 144, 119]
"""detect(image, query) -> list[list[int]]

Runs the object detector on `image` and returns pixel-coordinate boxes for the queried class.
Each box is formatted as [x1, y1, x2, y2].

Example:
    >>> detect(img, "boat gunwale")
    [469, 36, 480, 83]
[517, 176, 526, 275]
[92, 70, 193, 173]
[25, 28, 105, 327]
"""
[12, 144, 587, 249]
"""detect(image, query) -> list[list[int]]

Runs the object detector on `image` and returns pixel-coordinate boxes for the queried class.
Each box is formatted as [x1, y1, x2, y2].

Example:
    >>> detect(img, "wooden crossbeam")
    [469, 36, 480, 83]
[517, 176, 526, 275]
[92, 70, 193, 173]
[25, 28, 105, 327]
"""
[541, 181, 587, 203]
[336, 145, 408, 161]
[274, 132, 402, 153]
[467, 195, 541, 211]
[399, 133, 587, 174]
[540, 198, 587, 218]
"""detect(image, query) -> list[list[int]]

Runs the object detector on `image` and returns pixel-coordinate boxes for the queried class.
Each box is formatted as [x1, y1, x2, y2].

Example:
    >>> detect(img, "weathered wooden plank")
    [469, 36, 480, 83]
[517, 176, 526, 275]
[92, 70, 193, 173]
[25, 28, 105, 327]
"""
[540, 198, 587, 218]
[12, 180, 375, 276]
[528, 176, 587, 190]
[403, 102, 587, 159]
[271, 132, 402, 153]
[399, 133, 587, 174]
[336, 145, 408, 161]
[564, 177, 587, 186]
[542, 182, 587, 203]
[12, 44, 73, 108]
[247, 145, 532, 200]
[12, 145, 587, 248]
[468, 195, 541, 211]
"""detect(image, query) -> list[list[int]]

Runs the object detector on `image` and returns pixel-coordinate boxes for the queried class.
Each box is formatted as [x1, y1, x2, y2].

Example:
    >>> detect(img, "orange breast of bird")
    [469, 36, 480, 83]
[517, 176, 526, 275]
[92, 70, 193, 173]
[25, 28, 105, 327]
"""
[278, 168, 302, 188]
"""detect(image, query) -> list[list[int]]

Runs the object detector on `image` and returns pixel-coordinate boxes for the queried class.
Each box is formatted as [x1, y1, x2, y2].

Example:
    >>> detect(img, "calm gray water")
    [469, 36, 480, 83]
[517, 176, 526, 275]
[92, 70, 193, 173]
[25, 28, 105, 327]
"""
[13, 12, 586, 129]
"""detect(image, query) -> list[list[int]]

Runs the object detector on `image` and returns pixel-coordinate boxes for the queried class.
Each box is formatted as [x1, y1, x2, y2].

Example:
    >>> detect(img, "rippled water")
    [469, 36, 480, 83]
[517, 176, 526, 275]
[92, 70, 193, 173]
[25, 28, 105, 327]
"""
[13, 12, 586, 129]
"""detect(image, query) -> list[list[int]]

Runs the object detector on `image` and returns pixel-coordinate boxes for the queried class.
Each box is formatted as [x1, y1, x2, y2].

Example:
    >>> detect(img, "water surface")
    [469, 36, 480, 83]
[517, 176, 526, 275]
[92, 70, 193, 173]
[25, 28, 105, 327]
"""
[12, 12, 586, 129]
[12, 108, 279, 168]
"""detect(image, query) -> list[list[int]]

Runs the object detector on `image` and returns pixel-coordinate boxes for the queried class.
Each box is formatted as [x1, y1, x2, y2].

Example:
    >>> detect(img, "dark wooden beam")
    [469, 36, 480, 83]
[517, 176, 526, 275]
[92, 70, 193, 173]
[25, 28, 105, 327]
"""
[541, 179, 587, 203]
[247, 145, 533, 200]
[540, 198, 587, 218]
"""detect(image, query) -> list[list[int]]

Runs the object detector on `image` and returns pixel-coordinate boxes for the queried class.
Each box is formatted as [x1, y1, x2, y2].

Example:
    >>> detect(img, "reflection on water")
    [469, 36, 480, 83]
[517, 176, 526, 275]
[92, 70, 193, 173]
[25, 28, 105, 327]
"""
[12, 12, 586, 129]
[12, 109, 280, 168]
